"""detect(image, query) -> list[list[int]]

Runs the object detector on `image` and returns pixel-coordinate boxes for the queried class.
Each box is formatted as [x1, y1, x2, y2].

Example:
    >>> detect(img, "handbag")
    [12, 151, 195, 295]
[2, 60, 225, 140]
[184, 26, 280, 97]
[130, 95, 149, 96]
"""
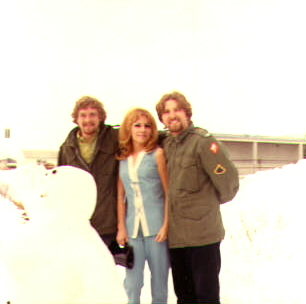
[109, 241, 134, 269]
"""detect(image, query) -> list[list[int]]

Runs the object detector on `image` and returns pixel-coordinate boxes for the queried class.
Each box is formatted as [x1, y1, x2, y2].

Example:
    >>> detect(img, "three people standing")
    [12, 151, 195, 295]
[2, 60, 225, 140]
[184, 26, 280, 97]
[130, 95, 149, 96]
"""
[59, 92, 239, 304]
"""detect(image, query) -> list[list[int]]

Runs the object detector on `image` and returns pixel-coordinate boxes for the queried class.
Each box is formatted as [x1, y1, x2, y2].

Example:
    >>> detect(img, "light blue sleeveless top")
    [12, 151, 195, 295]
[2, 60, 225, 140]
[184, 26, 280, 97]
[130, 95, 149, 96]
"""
[119, 150, 165, 238]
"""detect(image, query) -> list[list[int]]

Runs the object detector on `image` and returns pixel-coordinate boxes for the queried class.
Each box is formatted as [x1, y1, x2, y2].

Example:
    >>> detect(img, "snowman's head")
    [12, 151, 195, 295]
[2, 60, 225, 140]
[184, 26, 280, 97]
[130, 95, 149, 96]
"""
[33, 166, 97, 222]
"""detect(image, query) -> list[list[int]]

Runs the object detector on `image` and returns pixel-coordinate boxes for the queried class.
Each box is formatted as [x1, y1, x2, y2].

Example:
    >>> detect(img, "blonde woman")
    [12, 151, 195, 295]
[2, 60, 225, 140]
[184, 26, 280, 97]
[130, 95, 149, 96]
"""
[116, 108, 169, 304]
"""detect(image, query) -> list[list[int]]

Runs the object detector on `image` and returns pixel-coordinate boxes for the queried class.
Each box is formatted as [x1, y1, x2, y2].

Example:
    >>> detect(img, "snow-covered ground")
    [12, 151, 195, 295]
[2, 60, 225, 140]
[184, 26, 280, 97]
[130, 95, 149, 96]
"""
[220, 159, 306, 304]
[119, 160, 306, 304]
[1, 160, 306, 303]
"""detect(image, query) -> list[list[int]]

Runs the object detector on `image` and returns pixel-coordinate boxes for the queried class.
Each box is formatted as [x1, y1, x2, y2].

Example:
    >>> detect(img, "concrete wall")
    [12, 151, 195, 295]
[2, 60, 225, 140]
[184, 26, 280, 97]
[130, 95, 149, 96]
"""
[217, 134, 306, 176]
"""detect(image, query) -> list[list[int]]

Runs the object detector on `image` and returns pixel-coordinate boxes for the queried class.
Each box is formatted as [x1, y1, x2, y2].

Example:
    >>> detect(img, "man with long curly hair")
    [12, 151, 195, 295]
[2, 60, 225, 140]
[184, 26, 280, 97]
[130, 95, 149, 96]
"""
[58, 96, 119, 248]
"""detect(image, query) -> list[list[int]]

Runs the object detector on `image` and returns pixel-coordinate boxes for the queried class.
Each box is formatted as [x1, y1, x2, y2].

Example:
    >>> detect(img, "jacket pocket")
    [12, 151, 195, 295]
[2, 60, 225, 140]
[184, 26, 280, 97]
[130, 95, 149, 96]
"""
[177, 200, 209, 220]
[176, 162, 199, 193]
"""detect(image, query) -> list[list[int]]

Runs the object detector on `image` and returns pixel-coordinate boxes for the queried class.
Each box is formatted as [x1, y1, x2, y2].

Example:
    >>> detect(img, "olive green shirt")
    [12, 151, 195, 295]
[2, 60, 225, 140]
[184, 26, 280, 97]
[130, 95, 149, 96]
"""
[162, 124, 239, 248]
[77, 131, 98, 164]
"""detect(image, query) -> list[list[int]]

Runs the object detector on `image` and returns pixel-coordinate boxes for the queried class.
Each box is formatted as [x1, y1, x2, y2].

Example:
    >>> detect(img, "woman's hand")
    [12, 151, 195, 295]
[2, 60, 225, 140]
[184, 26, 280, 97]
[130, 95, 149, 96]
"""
[116, 227, 129, 246]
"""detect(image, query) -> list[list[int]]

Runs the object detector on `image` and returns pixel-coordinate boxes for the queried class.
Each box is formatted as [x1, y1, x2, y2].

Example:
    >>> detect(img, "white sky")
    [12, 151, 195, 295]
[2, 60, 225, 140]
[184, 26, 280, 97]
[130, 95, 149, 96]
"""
[1, 0, 306, 150]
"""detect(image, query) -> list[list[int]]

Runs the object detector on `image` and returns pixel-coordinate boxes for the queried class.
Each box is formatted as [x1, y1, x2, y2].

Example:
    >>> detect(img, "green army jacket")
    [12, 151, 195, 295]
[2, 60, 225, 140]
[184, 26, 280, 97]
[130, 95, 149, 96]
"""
[162, 124, 239, 248]
[58, 122, 119, 236]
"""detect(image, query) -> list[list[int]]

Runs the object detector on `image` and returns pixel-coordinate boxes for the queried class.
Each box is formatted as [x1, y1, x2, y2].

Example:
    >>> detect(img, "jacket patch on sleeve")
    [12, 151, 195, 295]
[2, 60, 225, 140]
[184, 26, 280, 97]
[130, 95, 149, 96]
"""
[209, 142, 219, 154]
[214, 164, 226, 175]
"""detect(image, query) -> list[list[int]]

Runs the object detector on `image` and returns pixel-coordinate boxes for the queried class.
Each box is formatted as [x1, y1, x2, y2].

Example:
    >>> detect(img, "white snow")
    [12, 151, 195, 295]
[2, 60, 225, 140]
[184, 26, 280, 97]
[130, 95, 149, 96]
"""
[1, 160, 306, 303]
[0, 165, 126, 304]
[220, 159, 306, 304]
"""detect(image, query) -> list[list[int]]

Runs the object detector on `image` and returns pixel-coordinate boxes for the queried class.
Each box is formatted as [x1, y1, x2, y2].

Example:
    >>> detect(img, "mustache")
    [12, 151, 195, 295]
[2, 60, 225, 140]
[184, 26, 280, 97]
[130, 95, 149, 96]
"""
[82, 122, 95, 126]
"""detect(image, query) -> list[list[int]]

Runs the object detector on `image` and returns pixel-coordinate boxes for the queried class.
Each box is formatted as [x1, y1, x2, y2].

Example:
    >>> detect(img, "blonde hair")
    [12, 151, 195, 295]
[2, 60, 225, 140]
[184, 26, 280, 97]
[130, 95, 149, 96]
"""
[117, 108, 158, 160]
[71, 96, 107, 123]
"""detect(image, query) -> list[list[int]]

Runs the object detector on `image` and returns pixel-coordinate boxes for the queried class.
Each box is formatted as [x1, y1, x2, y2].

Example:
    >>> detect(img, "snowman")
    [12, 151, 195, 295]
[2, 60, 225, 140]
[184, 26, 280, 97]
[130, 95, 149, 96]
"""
[0, 165, 127, 304]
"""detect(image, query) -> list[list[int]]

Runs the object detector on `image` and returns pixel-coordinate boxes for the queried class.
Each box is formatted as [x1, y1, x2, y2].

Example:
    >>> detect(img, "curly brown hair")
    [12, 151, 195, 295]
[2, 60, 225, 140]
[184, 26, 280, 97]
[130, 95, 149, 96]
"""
[71, 96, 107, 123]
[155, 91, 192, 122]
[117, 108, 158, 160]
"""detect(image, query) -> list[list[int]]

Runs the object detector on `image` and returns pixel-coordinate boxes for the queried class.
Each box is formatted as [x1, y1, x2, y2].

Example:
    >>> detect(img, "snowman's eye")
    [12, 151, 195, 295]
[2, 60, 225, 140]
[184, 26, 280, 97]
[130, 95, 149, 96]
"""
[52, 170, 57, 174]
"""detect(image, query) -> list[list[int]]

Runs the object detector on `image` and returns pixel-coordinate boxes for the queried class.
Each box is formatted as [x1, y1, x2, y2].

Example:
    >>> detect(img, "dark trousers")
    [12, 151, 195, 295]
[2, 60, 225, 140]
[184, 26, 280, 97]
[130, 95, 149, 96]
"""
[169, 242, 221, 304]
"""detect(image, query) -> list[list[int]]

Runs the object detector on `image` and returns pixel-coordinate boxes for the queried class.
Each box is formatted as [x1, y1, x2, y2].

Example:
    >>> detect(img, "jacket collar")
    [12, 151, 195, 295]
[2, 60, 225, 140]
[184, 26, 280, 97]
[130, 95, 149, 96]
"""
[169, 122, 194, 144]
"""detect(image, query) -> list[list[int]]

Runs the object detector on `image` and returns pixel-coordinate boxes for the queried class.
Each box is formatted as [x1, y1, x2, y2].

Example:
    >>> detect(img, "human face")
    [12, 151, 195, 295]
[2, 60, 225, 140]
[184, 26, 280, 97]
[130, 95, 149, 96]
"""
[76, 107, 101, 137]
[131, 116, 153, 148]
[161, 99, 190, 135]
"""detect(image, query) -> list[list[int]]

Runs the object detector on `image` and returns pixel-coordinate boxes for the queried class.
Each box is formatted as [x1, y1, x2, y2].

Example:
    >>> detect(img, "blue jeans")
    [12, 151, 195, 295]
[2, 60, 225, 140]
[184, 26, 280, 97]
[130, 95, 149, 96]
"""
[124, 234, 170, 304]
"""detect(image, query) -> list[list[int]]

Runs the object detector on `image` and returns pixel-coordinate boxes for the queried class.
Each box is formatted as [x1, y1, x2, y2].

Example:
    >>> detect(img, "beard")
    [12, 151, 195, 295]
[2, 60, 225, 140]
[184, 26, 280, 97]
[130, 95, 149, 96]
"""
[80, 123, 99, 137]
[166, 120, 187, 134]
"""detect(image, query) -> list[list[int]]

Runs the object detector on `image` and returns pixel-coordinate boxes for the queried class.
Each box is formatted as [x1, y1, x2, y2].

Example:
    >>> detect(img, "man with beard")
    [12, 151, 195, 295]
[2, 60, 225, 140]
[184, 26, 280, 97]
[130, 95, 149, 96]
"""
[156, 91, 239, 304]
[58, 96, 119, 248]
